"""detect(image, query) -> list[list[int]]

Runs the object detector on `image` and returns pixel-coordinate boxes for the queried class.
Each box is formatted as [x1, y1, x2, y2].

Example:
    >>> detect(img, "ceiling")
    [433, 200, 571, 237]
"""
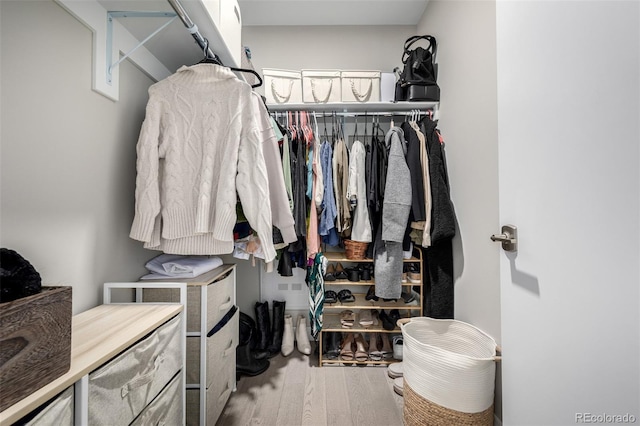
[97, 0, 428, 73]
[237, 1, 429, 26]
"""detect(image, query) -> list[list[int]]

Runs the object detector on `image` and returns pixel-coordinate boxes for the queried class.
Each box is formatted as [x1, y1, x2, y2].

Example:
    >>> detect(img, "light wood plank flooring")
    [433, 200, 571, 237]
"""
[217, 346, 404, 426]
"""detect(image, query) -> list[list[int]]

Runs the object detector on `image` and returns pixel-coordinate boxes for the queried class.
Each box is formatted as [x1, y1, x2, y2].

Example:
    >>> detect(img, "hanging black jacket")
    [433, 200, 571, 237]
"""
[401, 122, 426, 222]
[421, 118, 456, 243]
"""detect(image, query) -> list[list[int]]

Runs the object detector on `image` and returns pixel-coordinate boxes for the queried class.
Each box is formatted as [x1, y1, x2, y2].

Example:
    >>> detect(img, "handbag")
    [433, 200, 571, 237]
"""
[394, 35, 440, 102]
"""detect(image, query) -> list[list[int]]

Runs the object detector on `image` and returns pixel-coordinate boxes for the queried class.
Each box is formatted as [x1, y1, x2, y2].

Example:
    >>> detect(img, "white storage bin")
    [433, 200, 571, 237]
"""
[380, 72, 397, 103]
[88, 314, 182, 426]
[264, 69, 303, 104]
[302, 70, 341, 103]
[24, 386, 73, 426]
[130, 372, 183, 426]
[341, 70, 381, 103]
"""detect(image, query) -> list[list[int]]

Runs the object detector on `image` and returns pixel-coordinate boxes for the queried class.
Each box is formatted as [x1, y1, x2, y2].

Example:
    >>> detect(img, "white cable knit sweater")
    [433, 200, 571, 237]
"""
[129, 64, 276, 262]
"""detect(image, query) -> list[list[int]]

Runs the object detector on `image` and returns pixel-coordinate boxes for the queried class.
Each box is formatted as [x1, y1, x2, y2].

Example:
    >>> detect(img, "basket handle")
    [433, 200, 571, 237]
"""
[397, 317, 503, 362]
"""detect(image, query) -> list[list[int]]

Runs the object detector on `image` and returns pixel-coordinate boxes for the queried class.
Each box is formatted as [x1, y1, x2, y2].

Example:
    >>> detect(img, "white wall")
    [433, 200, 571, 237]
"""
[417, 0, 500, 343]
[0, 0, 155, 314]
[417, 0, 501, 419]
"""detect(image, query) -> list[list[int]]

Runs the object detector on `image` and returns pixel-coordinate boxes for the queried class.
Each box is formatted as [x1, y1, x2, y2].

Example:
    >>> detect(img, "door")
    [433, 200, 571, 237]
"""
[496, 2, 639, 425]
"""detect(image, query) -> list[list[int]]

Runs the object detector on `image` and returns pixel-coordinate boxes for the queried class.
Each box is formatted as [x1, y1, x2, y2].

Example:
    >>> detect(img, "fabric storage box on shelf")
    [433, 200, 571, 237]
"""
[263, 69, 302, 104]
[340, 70, 381, 103]
[398, 317, 500, 426]
[302, 69, 341, 103]
[0, 286, 72, 412]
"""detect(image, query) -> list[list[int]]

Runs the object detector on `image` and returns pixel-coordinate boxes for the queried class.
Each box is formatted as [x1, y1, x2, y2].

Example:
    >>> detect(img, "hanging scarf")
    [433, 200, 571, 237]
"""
[306, 252, 327, 339]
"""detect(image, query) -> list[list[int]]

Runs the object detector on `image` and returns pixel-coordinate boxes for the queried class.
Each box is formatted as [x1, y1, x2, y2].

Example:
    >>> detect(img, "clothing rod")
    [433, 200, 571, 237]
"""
[166, 0, 219, 62]
[268, 111, 431, 117]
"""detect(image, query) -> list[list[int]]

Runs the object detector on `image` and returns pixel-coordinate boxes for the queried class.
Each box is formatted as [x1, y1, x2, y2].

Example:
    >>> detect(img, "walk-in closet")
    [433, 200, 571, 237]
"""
[1, 1, 638, 426]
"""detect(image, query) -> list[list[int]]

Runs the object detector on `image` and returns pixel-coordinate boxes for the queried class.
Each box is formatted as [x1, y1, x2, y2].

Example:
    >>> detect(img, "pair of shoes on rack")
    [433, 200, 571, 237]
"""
[282, 314, 312, 356]
[339, 333, 369, 362]
[345, 264, 373, 282]
[325, 263, 349, 281]
[368, 332, 393, 361]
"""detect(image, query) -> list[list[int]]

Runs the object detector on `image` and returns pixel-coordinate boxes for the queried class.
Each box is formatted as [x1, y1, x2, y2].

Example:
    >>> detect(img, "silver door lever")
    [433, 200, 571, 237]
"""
[491, 225, 518, 252]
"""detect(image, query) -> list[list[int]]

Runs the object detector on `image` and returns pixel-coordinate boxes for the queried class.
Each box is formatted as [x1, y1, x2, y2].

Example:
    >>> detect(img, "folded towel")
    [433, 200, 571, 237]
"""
[141, 254, 223, 279]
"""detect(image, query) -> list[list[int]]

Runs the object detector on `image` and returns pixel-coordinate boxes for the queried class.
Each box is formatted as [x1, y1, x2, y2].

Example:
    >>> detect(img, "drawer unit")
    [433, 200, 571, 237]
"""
[130, 371, 183, 426]
[140, 265, 237, 426]
[186, 308, 239, 386]
[88, 314, 182, 425]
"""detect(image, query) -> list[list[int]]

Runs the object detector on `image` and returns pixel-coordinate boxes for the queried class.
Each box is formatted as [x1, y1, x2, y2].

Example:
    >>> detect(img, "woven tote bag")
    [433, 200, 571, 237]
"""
[399, 317, 499, 426]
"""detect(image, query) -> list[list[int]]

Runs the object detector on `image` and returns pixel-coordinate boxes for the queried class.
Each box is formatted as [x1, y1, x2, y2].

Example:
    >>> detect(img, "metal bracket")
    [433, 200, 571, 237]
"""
[106, 11, 178, 85]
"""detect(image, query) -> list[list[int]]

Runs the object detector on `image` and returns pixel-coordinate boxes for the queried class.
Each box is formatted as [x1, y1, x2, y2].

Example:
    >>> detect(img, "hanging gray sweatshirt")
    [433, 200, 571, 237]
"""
[375, 127, 412, 299]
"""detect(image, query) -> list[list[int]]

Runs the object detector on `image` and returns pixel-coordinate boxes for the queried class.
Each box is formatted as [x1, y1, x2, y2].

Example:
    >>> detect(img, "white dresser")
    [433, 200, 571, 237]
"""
[141, 264, 238, 426]
[0, 303, 185, 426]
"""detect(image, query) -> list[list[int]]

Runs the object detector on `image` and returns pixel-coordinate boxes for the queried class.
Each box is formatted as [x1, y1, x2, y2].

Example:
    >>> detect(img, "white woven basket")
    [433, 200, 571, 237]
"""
[399, 317, 498, 414]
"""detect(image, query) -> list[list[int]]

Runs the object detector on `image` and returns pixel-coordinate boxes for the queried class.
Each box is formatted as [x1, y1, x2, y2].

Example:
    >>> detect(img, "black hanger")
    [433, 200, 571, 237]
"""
[198, 38, 263, 89]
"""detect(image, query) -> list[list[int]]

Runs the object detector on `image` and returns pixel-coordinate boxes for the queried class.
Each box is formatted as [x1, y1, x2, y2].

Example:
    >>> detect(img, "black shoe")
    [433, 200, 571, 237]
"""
[365, 285, 379, 301]
[254, 301, 272, 352]
[236, 342, 270, 380]
[323, 332, 342, 360]
[379, 310, 396, 331]
[389, 309, 402, 326]
[267, 300, 285, 358]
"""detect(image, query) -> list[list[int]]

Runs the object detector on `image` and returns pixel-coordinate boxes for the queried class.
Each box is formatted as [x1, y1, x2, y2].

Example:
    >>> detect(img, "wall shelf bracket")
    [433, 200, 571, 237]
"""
[106, 11, 178, 84]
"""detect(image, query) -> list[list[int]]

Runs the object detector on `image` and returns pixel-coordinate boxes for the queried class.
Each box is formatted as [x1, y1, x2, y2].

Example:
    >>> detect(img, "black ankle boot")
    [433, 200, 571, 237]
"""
[254, 301, 271, 352]
[267, 300, 286, 358]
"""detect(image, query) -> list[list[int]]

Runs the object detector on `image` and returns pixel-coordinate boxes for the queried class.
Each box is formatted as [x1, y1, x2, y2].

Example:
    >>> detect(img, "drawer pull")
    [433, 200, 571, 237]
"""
[212, 270, 233, 283]
[121, 353, 164, 398]
[223, 339, 235, 358]
[219, 298, 233, 312]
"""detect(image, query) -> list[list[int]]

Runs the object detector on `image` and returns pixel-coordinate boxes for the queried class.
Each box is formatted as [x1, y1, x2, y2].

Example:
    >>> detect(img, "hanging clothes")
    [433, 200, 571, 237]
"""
[374, 126, 412, 299]
[402, 121, 426, 222]
[421, 116, 456, 319]
[129, 64, 276, 263]
[332, 136, 351, 237]
[306, 252, 327, 340]
[347, 140, 372, 243]
[251, 92, 297, 245]
[319, 140, 339, 246]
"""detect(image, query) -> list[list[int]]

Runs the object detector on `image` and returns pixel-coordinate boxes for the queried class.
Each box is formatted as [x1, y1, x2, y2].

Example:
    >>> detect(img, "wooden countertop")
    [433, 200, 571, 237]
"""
[0, 304, 183, 425]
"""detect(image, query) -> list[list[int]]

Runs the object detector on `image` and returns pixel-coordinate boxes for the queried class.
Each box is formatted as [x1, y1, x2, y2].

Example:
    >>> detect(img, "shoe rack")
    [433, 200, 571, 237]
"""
[318, 248, 423, 366]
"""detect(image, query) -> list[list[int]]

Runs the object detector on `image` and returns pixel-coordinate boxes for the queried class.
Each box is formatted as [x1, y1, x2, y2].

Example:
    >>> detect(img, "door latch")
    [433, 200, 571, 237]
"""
[491, 225, 518, 252]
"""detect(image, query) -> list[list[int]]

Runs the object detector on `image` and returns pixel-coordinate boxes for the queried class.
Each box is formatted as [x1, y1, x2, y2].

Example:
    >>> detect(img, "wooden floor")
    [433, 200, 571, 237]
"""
[217, 345, 404, 426]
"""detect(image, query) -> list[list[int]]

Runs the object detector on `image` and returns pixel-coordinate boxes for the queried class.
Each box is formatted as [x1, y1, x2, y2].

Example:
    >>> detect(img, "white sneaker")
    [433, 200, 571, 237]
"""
[296, 315, 312, 355]
[387, 361, 403, 378]
[393, 377, 404, 396]
[393, 336, 403, 360]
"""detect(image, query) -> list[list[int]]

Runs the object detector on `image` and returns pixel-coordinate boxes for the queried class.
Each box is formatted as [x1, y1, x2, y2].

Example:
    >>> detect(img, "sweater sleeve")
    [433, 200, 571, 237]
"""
[236, 105, 276, 263]
[251, 94, 297, 244]
[130, 94, 162, 244]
